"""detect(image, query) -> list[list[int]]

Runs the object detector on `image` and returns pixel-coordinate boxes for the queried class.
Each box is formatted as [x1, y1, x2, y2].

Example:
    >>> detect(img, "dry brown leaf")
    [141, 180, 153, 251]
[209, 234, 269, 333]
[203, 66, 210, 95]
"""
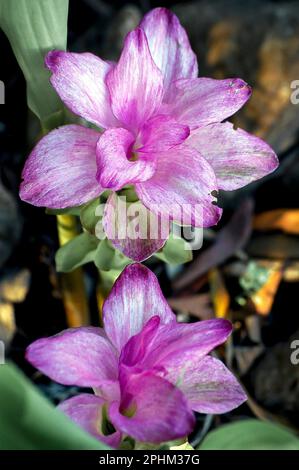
[0, 302, 15, 345]
[247, 233, 299, 259]
[57, 214, 90, 327]
[254, 209, 299, 235]
[235, 345, 265, 375]
[208, 268, 230, 318]
[173, 199, 253, 291]
[168, 294, 214, 320]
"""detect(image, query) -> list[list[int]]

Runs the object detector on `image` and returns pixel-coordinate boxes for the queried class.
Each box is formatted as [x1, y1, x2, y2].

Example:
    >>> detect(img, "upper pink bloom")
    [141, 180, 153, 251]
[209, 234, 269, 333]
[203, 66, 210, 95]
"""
[26, 264, 246, 447]
[20, 7, 278, 261]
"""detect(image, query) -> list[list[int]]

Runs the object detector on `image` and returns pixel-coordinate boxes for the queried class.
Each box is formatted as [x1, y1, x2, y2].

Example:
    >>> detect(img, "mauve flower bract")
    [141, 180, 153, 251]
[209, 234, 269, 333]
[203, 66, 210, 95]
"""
[20, 7, 278, 261]
[26, 263, 247, 447]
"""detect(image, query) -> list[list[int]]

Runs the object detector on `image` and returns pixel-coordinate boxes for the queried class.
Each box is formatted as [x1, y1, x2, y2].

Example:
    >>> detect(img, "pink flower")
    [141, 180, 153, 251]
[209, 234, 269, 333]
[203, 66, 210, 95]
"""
[20, 8, 278, 261]
[26, 264, 246, 447]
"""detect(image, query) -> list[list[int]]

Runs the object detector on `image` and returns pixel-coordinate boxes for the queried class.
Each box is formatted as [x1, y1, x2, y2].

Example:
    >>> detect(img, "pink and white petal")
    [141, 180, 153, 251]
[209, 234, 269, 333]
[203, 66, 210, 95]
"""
[122, 318, 232, 375]
[96, 128, 156, 191]
[140, 7, 198, 95]
[165, 78, 251, 130]
[188, 122, 279, 190]
[120, 316, 161, 368]
[26, 327, 118, 388]
[58, 394, 122, 448]
[138, 114, 190, 153]
[135, 144, 222, 228]
[103, 193, 169, 262]
[109, 370, 195, 444]
[106, 28, 163, 131]
[103, 264, 175, 353]
[46, 51, 118, 129]
[20, 125, 102, 208]
[171, 356, 247, 414]
[94, 380, 121, 404]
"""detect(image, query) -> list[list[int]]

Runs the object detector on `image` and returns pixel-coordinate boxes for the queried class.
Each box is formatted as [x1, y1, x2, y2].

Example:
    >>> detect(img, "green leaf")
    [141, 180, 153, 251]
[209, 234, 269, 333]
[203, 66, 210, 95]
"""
[0, 0, 68, 124]
[55, 232, 99, 272]
[80, 198, 102, 234]
[198, 419, 299, 450]
[0, 362, 109, 449]
[155, 233, 193, 265]
[94, 238, 131, 272]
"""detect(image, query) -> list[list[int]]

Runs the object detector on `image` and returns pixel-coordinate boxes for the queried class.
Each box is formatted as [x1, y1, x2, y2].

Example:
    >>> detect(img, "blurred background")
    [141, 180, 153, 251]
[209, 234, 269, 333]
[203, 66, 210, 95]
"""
[1, 0, 299, 448]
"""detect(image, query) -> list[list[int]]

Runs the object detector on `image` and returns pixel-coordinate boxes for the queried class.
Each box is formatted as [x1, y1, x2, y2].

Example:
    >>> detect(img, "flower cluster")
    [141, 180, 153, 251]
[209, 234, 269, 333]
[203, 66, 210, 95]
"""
[23, 7, 279, 447]
[19, 7, 278, 261]
[26, 264, 246, 446]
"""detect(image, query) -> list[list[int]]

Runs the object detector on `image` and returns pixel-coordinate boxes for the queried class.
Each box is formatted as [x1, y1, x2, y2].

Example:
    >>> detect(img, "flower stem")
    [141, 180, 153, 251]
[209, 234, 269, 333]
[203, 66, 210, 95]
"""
[56, 214, 90, 327]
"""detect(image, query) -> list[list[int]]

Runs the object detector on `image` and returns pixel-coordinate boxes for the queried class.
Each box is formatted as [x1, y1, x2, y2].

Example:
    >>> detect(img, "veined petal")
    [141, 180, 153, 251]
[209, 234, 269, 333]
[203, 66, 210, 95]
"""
[170, 355, 247, 414]
[109, 369, 195, 444]
[138, 115, 190, 153]
[136, 144, 222, 227]
[106, 28, 163, 131]
[140, 8, 198, 95]
[26, 327, 118, 388]
[20, 125, 102, 208]
[58, 394, 122, 448]
[96, 128, 156, 191]
[120, 316, 161, 368]
[121, 318, 232, 376]
[103, 193, 168, 262]
[46, 51, 118, 129]
[165, 78, 251, 130]
[103, 264, 175, 353]
[188, 122, 279, 190]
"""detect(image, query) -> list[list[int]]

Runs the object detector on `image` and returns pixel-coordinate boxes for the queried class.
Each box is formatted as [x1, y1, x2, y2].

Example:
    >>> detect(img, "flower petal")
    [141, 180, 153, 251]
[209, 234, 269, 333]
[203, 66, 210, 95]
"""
[106, 28, 163, 131]
[121, 318, 232, 375]
[20, 125, 102, 208]
[103, 193, 169, 262]
[103, 264, 175, 353]
[46, 51, 118, 129]
[165, 78, 251, 130]
[188, 122, 279, 190]
[140, 8, 198, 95]
[26, 327, 118, 387]
[138, 114, 190, 153]
[109, 369, 195, 444]
[170, 355, 247, 414]
[135, 144, 222, 227]
[96, 128, 156, 191]
[58, 394, 122, 448]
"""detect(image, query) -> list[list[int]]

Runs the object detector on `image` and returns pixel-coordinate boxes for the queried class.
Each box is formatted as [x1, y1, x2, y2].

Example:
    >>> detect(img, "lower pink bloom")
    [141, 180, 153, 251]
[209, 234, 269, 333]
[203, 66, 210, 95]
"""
[26, 264, 246, 447]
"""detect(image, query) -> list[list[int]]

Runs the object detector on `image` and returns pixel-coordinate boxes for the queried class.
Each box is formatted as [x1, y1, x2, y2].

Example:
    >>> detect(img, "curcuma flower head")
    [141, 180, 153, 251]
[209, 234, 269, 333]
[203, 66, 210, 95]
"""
[20, 7, 278, 261]
[26, 264, 246, 447]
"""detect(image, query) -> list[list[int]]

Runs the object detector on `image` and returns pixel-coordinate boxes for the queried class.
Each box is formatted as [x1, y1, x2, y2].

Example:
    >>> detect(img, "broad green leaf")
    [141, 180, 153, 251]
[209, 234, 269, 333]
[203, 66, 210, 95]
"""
[155, 233, 193, 265]
[55, 232, 99, 272]
[0, 362, 109, 449]
[95, 238, 131, 272]
[198, 419, 299, 450]
[80, 198, 102, 234]
[0, 0, 68, 125]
